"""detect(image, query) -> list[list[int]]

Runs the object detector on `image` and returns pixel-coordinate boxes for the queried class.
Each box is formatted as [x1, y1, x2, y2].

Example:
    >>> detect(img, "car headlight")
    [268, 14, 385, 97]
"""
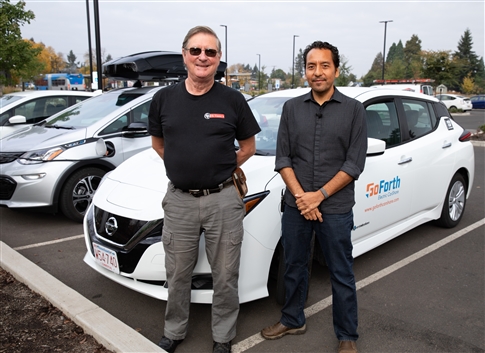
[18, 146, 66, 165]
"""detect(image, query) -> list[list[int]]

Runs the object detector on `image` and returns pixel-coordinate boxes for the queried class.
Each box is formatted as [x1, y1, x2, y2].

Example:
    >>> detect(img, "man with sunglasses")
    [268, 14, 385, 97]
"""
[148, 26, 260, 353]
[260, 41, 367, 353]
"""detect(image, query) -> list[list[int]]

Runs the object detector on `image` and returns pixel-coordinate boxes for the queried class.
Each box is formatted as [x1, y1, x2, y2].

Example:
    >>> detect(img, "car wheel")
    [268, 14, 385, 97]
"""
[275, 233, 315, 305]
[436, 173, 467, 228]
[59, 167, 105, 223]
[450, 106, 457, 110]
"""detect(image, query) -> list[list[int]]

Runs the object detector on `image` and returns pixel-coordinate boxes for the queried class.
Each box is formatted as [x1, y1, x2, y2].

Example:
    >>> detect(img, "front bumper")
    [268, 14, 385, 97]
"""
[83, 203, 218, 303]
[0, 160, 75, 208]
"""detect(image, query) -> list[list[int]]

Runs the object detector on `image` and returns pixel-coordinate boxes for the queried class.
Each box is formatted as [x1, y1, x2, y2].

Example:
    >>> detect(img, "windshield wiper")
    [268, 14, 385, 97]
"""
[45, 124, 75, 130]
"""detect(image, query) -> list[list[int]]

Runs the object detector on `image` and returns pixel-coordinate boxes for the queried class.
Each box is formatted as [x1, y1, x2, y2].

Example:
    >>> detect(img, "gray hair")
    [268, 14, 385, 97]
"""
[182, 26, 221, 52]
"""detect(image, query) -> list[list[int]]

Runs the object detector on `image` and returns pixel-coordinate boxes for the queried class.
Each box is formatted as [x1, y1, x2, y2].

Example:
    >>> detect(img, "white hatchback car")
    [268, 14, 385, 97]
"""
[83, 87, 475, 304]
[0, 90, 99, 139]
[436, 93, 473, 112]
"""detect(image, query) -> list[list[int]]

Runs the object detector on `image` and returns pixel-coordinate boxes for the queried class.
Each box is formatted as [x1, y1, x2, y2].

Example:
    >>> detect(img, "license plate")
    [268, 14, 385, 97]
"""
[93, 243, 120, 274]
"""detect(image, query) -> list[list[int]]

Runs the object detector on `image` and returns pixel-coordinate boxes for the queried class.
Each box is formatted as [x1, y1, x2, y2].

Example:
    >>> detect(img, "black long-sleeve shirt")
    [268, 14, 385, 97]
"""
[275, 88, 367, 214]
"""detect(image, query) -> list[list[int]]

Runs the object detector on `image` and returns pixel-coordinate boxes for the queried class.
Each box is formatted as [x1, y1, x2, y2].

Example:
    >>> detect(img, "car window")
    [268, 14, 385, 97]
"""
[402, 99, 435, 139]
[46, 92, 144, 128]
[0, 95, 24, 110]
[132, 101, 150, 124]
[249, 96, 289, 153]
[365, 101, 400, 148]
[99, 114, 129, 135]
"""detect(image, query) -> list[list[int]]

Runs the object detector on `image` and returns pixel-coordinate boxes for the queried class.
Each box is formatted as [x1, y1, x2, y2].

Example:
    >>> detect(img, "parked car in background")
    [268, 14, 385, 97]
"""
[436, 93, 473, 111]
[470, 94, 485, 109]
[0, 90, 99, 139]
[83, 87, 474, 305]
[0, 51, 227, 222]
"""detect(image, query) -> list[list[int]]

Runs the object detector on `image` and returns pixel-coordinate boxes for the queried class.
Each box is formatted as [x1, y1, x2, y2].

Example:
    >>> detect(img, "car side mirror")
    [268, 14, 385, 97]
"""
[8, 115, 27, 125]
[367, 138, 386, 156]
[123, 122, 148, 137]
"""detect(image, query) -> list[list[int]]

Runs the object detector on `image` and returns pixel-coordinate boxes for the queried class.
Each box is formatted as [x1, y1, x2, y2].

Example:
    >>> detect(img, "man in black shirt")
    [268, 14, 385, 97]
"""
[260, 41, 367, 353]
[148, 26, 260, 353]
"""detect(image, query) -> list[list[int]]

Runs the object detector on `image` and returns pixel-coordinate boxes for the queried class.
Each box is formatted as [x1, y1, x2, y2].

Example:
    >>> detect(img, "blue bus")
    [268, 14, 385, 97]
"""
[34, 73, 86, 91]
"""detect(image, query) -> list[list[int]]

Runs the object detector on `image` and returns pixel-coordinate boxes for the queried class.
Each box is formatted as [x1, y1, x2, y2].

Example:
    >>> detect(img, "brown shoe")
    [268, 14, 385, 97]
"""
[338, 340, 357, 353]
[260, 322, 307, 340]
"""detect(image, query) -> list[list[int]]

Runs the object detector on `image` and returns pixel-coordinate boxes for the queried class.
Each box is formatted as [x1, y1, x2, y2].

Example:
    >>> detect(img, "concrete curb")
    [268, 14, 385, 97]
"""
[0, 241, 165, 353]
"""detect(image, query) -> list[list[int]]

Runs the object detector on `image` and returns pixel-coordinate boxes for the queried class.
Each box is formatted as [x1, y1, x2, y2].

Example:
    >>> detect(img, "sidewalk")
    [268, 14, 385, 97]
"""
[0, 241, 165, 353]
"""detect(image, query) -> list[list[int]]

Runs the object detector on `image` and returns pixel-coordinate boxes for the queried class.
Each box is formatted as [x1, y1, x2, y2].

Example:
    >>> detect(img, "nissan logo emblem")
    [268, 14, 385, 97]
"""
[105, 217, 118, 236]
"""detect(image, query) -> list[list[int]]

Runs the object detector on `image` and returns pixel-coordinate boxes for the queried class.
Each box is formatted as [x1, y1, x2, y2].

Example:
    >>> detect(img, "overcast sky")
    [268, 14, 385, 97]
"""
[19, 0, 485, 78]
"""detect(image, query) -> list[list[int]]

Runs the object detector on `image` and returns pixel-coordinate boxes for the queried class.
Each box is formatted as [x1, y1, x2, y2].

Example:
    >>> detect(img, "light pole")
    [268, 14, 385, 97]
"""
[379, 20, 393, 82]
[292, 35, 299, 88]
[85, 0, 93, 90]
[257, 53, 261, 91]
[220, 25, 227, 85]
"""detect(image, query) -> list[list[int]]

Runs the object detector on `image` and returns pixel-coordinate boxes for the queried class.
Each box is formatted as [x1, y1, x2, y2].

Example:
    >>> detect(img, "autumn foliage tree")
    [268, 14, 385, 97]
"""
[0, 0, 41, 86]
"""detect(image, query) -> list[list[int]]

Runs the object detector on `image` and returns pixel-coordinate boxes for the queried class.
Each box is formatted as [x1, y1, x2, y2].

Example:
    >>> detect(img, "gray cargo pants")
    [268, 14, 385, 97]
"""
[161, 182, 245, 343]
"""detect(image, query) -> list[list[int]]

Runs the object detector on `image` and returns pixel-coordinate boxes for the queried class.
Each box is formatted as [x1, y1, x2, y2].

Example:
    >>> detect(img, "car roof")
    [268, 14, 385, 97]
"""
[4, 90, 97, 98]
[253, 86, 439, 102]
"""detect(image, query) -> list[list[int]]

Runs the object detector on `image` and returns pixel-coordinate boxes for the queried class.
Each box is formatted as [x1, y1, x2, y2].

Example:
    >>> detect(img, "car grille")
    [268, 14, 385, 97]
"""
[87, 205, 163, 274]
[0, 152, 24, 164]
[0, 176, 16, 200]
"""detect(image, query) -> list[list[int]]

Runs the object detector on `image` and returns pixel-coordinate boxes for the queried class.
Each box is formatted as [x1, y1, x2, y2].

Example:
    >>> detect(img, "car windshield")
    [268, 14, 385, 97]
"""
[0, 95, 24, 110]
[45, 91, 144, 128]
[247, 96, 290, 155]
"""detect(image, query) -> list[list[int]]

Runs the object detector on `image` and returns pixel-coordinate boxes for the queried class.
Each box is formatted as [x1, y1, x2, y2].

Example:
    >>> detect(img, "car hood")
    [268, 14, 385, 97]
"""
[93, 148, 279, 221]
[0, 125, 86, 152]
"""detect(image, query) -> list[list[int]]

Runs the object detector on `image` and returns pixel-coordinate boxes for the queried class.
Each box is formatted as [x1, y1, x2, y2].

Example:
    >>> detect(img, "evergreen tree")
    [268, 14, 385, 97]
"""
[453, 28, 480, 89]
[362, 52, 383, 86]
[335, 55, 353, 86]
[404, 35, 423, 78]
[66, 50, 77, 73]
[386, 40, 404, 63]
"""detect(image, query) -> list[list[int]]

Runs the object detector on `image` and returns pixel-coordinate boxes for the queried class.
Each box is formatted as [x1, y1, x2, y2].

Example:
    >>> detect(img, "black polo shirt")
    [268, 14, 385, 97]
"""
[148, 81, 260, 190]
[275, 87, 367, 214]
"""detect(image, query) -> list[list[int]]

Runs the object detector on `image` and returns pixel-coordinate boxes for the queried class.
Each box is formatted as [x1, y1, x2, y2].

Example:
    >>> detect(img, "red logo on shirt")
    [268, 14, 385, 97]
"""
[204, 113, 225, 119]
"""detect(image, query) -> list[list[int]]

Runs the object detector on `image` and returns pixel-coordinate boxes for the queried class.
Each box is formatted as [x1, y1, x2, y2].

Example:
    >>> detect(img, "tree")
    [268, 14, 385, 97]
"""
[270, 68, 287, 81]
[421, 50, 459, 89]
[0, 0, 40, 86]
[294, 49, 304, 78]
[66, 50, 77, 73]
[362, 52, 383, 86]
[335, 55, 353, 86]
[453, 28, 480, 89]
[461, 73, 475, 94]
[386, 40, 404, 64]
[404, 35, 423, 79]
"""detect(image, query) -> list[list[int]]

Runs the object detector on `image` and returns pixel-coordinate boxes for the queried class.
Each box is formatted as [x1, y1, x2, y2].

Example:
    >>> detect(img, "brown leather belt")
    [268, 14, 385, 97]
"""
[181, 178, 233, 197]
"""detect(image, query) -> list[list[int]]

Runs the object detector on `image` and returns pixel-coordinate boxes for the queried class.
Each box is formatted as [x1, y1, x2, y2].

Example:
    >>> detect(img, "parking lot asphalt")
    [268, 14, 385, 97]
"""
[1, 141, 484, 353]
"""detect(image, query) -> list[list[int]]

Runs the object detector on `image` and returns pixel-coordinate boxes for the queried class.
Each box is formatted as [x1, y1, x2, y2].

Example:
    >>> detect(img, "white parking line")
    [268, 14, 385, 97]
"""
[13, 234, 84, 251]
[232, 218, 485, 353]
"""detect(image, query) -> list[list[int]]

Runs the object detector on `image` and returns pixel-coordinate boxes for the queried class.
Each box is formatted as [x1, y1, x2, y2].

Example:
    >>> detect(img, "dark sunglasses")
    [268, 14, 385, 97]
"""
[186, 47, 218, 57]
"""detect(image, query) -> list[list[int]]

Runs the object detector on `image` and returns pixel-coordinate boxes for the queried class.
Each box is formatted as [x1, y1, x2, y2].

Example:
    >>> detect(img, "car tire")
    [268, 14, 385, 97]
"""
[436, 173, 467, 228]
[59, 167, 105, 223]
[275, 233, 315, 305]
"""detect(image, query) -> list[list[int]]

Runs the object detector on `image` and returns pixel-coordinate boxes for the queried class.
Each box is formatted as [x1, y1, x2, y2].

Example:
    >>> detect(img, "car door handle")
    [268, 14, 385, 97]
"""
[398, 157, 413, 165]
[442, 142, 452, 149]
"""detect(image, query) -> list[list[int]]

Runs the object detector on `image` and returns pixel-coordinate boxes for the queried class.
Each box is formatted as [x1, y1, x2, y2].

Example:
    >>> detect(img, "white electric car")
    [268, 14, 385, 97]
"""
[83, 87, 475, 304]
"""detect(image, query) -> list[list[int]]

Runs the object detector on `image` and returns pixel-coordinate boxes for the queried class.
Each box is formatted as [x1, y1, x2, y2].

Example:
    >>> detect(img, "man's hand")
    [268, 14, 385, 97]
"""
[295, 191, 324, 222]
